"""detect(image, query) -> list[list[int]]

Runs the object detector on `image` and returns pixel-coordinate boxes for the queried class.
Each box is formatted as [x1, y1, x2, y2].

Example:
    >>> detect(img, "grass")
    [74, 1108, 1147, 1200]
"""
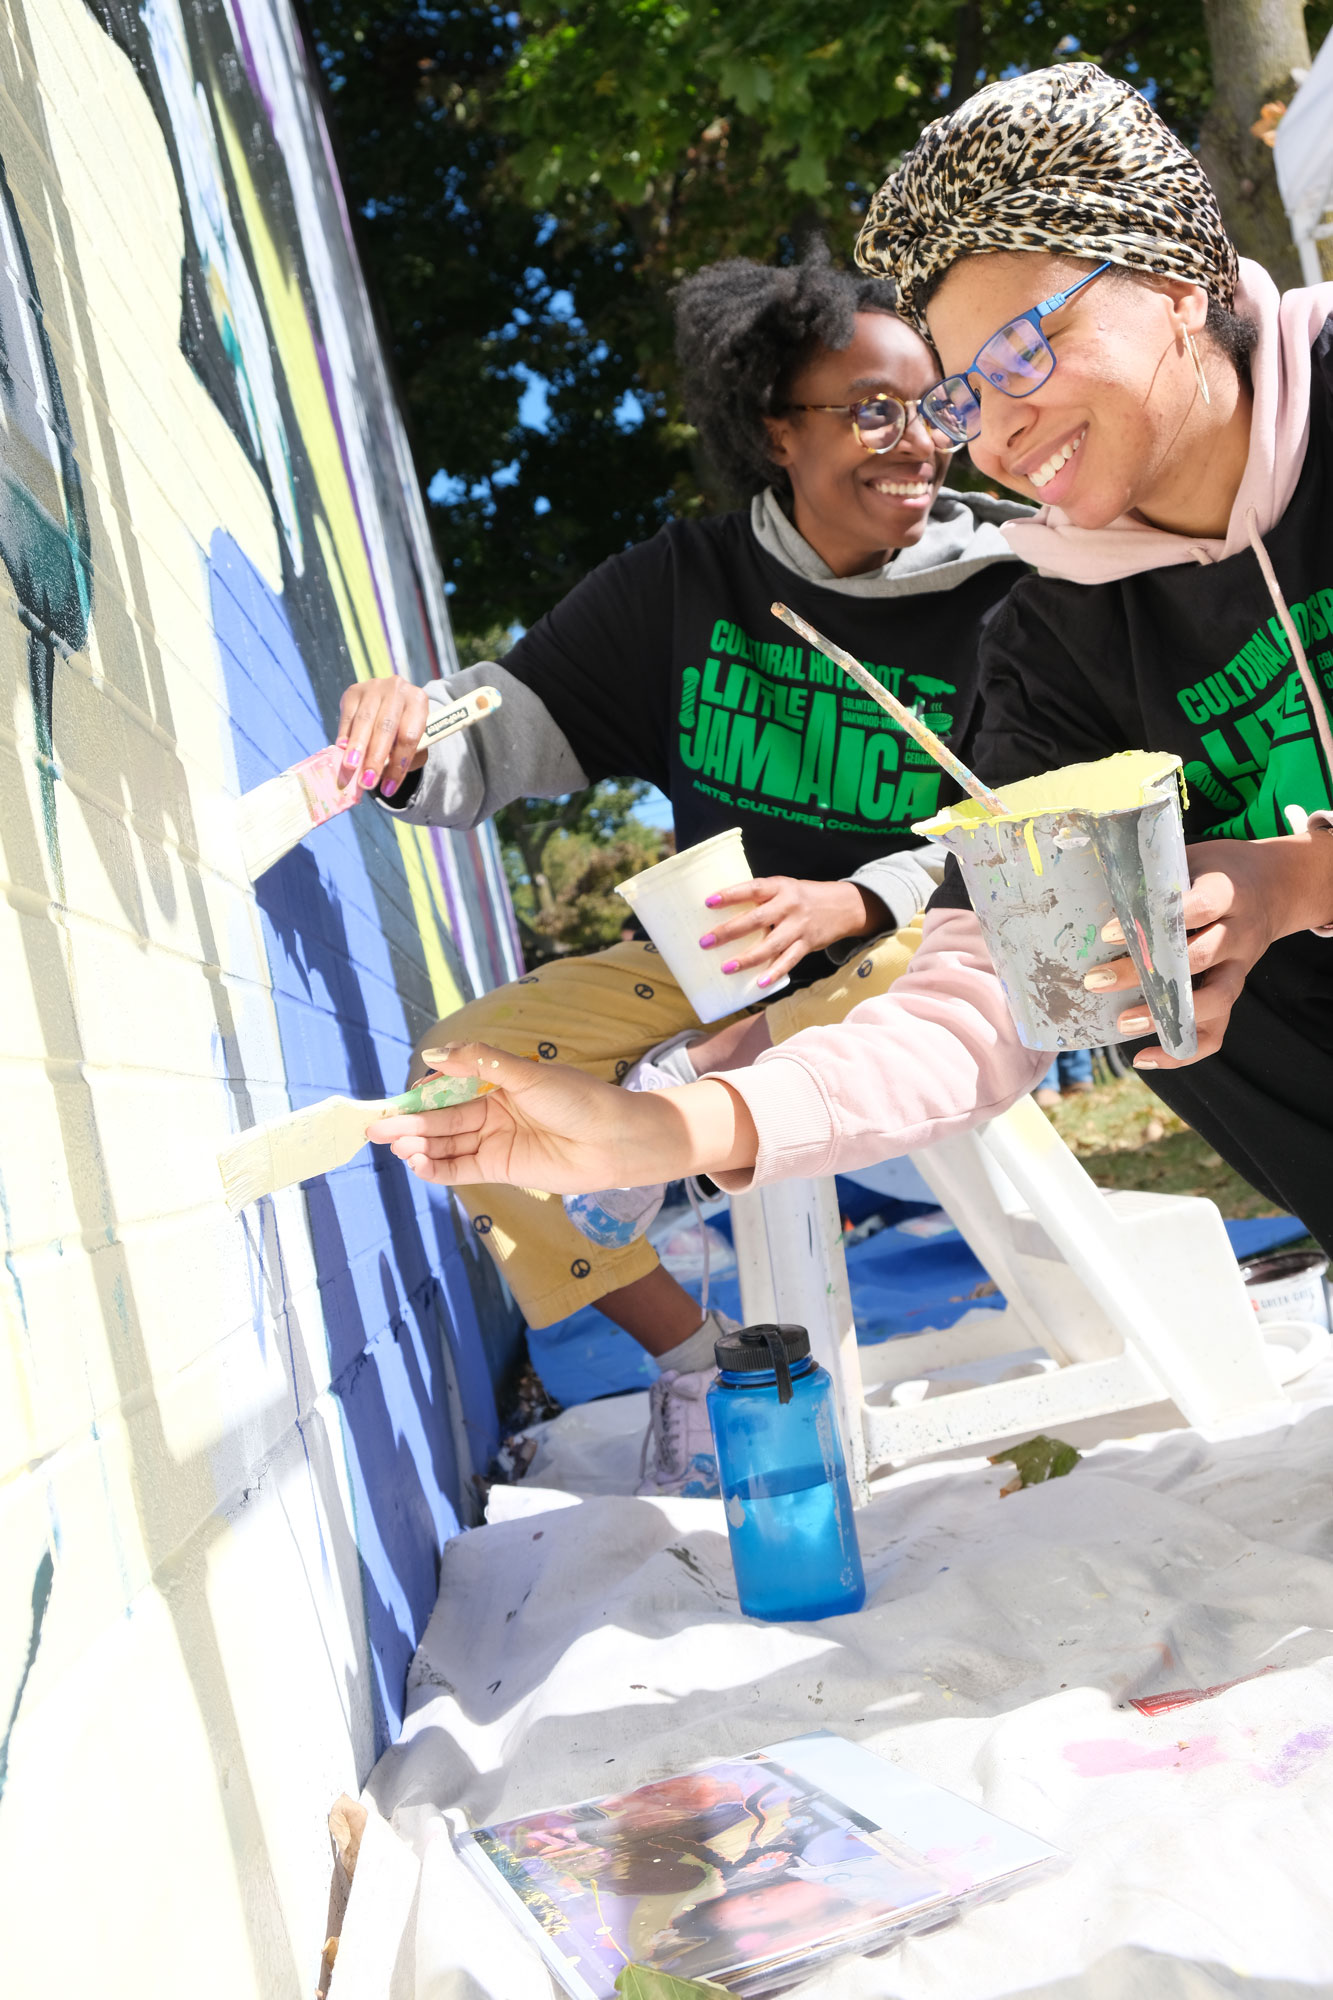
[1042, 1069, 1287, 1219]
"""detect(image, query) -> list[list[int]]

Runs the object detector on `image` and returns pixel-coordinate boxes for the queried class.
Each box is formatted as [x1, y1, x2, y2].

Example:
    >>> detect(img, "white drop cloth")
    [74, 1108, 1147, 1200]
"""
[334, 1345, 1333, 2000]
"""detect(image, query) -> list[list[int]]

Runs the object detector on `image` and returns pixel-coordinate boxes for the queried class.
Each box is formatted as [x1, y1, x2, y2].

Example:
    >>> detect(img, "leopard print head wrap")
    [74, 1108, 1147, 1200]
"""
[857, 64, 1238, 335]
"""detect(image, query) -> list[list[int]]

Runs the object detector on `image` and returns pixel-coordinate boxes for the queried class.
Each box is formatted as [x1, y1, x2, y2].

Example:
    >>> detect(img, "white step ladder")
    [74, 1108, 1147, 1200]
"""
[731, 1095, 1322, 1506]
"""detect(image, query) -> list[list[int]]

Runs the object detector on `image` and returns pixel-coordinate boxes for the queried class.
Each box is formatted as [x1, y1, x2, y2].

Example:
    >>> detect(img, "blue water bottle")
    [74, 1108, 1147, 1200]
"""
[708, 1323, 866, 1621]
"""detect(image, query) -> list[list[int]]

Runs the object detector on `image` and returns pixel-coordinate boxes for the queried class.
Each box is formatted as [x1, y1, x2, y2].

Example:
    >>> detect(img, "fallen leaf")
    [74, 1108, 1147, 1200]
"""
[615, 1966, 736, 1998]
[1250, 100, 1287, 145]
[989, 1434, 1081, 1497]
[328, 1794, 367, 1878]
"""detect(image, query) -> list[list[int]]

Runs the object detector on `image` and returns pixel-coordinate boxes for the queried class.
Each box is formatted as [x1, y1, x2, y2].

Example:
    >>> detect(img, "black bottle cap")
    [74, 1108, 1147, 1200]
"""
[713, 1322, 810, 1404]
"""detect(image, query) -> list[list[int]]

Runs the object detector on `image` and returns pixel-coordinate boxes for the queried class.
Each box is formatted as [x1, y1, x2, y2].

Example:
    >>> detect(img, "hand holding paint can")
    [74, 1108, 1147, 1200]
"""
[615, 828, 789, 1023]
[916, 750, 1197, 1058]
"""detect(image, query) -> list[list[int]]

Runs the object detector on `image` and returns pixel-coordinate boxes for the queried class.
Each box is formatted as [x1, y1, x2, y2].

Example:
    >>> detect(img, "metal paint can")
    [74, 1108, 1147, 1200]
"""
[1239, 1249, 1331, 1332]
[919, 759, 1196, 1058]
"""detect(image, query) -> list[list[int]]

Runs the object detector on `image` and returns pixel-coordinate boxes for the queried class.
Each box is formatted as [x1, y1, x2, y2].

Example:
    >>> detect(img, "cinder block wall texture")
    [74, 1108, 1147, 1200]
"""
[0, 3, 522, 1992]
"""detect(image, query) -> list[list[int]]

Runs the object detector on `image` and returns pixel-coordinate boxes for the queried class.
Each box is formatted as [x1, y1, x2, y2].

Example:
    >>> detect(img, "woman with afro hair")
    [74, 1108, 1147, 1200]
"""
[342, 244, 1029, 1492]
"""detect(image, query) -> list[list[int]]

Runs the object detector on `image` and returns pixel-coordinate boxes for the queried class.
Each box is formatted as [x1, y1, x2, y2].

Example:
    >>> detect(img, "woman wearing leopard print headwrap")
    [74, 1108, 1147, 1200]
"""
[834, 60, 1333, 1250]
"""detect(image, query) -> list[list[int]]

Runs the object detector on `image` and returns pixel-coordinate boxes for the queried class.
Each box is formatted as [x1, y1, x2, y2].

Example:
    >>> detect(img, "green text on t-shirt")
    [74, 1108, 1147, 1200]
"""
[677, 617, 955, 836]
[1174, 587, 1333, 837]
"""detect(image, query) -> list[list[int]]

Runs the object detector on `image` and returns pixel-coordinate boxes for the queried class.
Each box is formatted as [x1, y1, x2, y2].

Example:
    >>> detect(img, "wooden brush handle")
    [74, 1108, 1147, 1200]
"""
[418, 685, 503, 748]
[769, 604, 1006, 815]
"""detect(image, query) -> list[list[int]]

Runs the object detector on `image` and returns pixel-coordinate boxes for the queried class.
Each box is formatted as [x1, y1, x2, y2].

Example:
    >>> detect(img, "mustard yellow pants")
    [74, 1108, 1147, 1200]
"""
[413, 918, 924, 1326]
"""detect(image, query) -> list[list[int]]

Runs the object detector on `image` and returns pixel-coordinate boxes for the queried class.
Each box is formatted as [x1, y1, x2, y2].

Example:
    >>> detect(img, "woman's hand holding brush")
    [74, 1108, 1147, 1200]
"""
[336, 676, 431, 799]
[365, 1042, 759, 1191]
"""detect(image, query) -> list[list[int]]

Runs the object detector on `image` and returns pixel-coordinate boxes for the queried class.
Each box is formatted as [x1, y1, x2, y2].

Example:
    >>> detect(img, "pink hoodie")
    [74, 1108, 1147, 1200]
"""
[715, 907, 1051, 1190]
[718, 264, 1330, 1191]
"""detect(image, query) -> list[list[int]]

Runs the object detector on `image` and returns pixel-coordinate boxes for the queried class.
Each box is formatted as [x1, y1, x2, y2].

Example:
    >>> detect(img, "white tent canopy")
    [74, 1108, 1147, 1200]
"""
[1274, 36, 1333, 281]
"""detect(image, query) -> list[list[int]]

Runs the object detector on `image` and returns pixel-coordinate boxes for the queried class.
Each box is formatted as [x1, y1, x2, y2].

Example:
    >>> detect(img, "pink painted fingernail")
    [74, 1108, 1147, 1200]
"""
[362, 768, 377, 787]
[381, 776, 398, 798]
[699, 932, 716, 949]
[722, 959, 740, 974]
[756, 975, 771, 989]
[336, 736, 348, 747]
[705, 894, 722, 908]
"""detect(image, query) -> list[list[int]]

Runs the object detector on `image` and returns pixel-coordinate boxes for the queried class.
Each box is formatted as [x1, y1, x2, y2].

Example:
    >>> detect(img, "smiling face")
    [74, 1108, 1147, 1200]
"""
[763, 312, 953, 574]
[925, 251, 1225, 531]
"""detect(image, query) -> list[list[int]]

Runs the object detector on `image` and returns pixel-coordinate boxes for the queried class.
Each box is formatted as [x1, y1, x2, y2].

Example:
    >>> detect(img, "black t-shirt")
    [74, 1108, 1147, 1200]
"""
[936, 319, 1333, 1054]
[502, 509, 1016, 982]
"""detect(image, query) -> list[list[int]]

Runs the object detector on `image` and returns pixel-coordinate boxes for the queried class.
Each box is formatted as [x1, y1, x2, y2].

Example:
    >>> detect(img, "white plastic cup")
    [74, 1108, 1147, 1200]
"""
[615, 828, 789, 1024]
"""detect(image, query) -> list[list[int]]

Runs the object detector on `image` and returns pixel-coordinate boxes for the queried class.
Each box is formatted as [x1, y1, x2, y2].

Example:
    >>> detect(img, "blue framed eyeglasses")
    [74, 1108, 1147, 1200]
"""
[920, 261, 1111, 445]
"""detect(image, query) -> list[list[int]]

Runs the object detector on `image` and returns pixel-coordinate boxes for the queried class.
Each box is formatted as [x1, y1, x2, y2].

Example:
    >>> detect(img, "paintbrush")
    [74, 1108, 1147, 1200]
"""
[218, 1070, 490, 1214]
[770, 603, 1007, 815]
[236, 684, 503, 881]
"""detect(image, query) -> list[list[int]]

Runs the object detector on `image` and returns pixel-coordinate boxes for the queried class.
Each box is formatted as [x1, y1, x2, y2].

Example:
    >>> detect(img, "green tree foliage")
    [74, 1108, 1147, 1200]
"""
[501, 1, 1213, 252]
[301, 0, 692, 630]
[498, 781, 673, 965]
[614, 1966, 736, 1998]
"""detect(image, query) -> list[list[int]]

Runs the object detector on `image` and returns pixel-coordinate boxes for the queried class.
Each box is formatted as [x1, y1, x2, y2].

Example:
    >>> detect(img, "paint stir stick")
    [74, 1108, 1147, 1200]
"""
[770, 602, 1008, 815]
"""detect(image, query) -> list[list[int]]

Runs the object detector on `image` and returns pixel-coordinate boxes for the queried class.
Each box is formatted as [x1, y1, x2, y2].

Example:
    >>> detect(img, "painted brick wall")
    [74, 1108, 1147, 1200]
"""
[0, 2, 521, 1992]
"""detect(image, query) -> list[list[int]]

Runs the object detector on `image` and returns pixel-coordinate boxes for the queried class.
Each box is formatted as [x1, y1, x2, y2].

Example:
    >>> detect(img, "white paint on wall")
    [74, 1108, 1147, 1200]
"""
[0, 1, 517, 1993]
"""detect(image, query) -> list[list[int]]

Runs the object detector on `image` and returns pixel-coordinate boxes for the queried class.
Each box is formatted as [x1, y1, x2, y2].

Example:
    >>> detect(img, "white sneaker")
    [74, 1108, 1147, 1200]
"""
[637, 1368, 719, 1497]
[563, 1032, 703, 1247]
[637, 1308, 738, 1498]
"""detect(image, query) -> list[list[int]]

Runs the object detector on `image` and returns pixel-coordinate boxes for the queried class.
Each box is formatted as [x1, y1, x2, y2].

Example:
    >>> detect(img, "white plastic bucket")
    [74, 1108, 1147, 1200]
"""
[1239, 1248, 1330, 1331]
[616, 828, 788, 1024]
[1257, 1319, 1331, 1386]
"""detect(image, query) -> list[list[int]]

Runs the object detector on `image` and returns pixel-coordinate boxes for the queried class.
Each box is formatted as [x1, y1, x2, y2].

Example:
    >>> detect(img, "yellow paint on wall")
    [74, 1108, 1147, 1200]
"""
[313, 513, 372, 685]
[393, 818, 463, 1019]
[214, 94, 465, 1018]
[215, 99, 391, 684]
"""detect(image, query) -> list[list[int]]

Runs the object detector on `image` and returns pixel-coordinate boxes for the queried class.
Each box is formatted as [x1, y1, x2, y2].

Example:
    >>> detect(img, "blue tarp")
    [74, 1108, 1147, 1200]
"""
[526, 1195, 1312, 1410]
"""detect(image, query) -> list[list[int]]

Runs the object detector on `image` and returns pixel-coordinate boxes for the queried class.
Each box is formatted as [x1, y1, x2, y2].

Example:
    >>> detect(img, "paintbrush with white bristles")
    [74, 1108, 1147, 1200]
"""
[218, 1071, 490, 1213]
[236, 684, 503, 881]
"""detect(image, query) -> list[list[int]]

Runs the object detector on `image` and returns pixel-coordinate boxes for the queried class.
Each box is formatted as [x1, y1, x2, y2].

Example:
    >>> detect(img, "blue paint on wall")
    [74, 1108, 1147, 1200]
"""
[209, 529, 502, 1749]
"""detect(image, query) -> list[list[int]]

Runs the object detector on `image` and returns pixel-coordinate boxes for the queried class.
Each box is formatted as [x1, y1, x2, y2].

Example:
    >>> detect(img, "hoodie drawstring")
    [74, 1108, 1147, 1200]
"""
[683, 1177, 711, 1317]
[1244, 505, 1333, 790]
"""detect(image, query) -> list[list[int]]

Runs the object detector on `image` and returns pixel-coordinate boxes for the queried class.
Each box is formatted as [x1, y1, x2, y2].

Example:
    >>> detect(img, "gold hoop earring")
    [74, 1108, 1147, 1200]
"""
[1183, 327, 1211, 406]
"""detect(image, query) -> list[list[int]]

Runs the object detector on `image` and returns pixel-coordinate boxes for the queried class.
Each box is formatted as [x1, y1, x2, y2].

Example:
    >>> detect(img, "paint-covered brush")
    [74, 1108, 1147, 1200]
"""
[770, 603, 1007, 815]
[218, 1071, 489, 1214]
[236, 684, 503, 881]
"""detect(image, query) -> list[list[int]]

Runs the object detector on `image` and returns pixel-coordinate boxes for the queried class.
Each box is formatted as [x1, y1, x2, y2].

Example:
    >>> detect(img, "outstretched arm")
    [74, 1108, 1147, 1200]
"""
[365, 1044, 757, 1191]
[366, 907, 1049, 1194]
